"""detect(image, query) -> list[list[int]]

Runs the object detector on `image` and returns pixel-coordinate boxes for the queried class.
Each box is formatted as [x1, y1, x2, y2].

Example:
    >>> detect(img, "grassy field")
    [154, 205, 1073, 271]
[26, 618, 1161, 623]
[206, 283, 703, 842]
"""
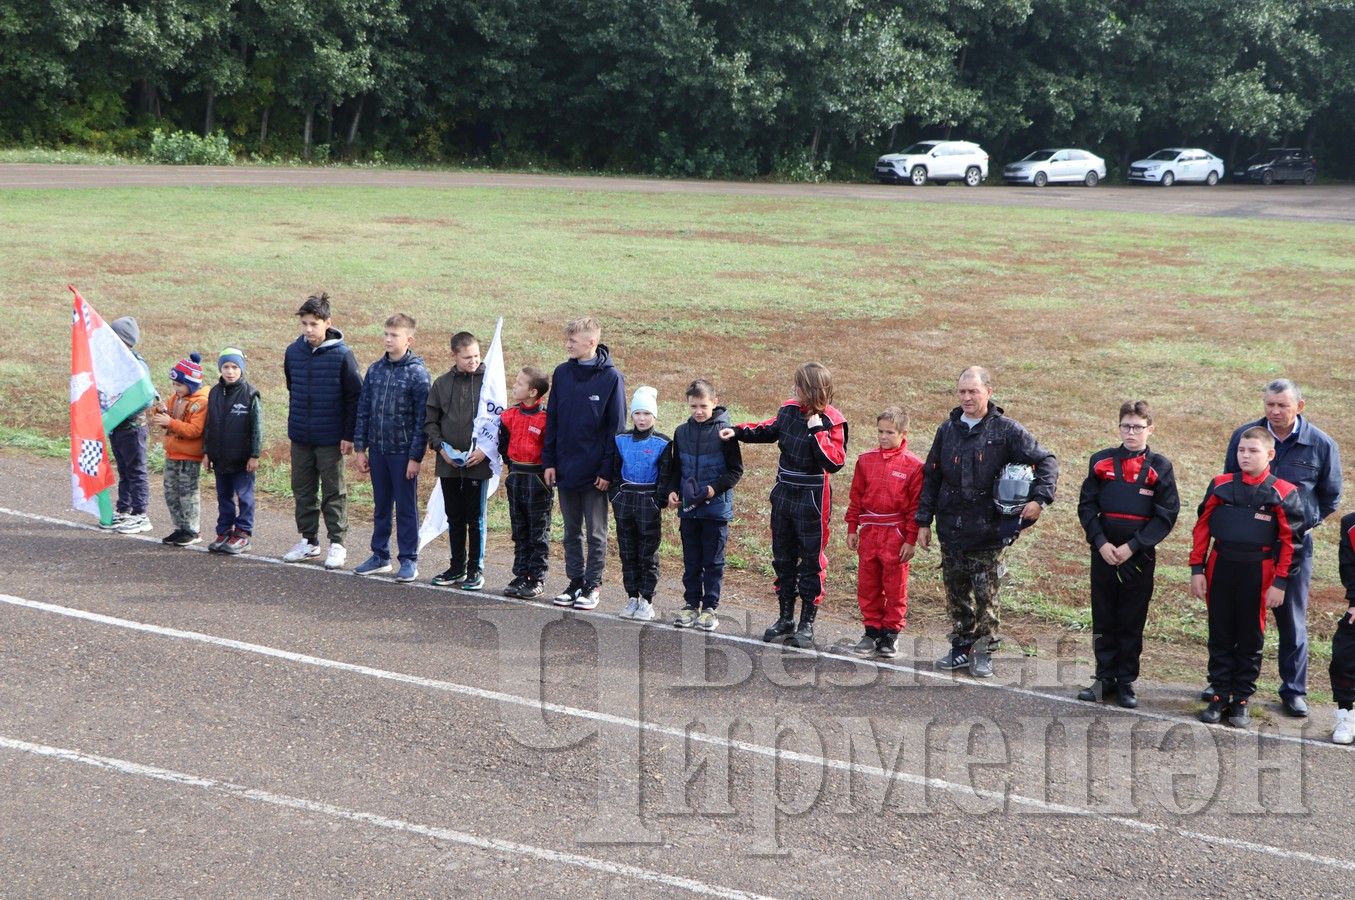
[3, 182, 1354, 692]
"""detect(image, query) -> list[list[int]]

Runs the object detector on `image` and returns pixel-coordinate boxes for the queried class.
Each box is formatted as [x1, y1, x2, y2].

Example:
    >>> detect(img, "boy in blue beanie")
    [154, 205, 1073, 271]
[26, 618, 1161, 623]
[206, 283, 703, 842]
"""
[204, 348, 263, 555]
[610, 385, 669, 621]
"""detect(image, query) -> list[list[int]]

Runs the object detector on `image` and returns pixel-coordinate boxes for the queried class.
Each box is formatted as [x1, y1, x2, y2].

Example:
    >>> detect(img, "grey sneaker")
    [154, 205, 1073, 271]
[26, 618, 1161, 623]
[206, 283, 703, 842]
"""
[116, 513, 152, 534]
[846, 633, 877, 656]
[970, 648, 994, 678]
[631, 599, 656, 622]
[696, 610, 719, 632]
[100, 512, 130, 531]
[673, 607, 699, 629]
[618, 597, 640, 619]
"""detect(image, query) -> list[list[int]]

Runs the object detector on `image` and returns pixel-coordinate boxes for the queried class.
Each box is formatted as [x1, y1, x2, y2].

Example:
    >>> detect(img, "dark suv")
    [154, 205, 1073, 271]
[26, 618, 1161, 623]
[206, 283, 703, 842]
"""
[1232, 149, 1317, 185]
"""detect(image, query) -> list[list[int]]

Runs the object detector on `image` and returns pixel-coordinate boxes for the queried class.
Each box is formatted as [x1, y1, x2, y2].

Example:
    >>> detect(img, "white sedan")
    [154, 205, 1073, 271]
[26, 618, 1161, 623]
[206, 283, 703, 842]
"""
[1002, 148, 1107, 187]
[1127, 148, 1224, 186]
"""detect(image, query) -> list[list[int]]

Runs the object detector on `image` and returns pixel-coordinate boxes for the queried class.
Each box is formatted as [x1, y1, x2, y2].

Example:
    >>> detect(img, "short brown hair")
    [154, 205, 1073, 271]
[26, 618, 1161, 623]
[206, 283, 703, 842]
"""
[1118, 400, 1153, 426]
[1240, 425, 1274, 449]
[686, 379, 717, 400]
[794, 362, 833, 416]
[958, 365, 993, 388]
[450, 331, 477, 352]
[564, 316, 601, 339]
[877, 406, 909, 431]
[385, 313, 416, 332]
[519, 366, 550, 400]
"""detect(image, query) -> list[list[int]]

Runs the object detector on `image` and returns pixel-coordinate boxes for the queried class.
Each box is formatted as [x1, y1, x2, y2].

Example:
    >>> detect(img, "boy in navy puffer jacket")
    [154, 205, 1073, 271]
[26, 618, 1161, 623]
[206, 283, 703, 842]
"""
[542, 317, 627, 611]
[659, 380, 743, 632]
[282, 293, 363, 570]
[354, 313, 430, 583]
[609, 386, 670, 622]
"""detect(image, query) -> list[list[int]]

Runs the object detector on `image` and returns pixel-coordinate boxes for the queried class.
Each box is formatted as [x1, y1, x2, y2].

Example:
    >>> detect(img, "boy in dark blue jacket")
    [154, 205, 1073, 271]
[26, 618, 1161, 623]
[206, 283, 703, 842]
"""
[282, 293, 363, 570]
[353, 314, 431, 583]
[204, 347, 263, 556]
[542, 316, 627, 611]
[659, 379, 743, 632]
[609, 386, 669, 621]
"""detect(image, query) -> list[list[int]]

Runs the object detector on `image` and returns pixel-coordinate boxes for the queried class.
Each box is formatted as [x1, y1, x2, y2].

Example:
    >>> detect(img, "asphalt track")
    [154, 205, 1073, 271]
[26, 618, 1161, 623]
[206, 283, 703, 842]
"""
[2, 450, 1352, 898]
[2, 163, 1353, 224]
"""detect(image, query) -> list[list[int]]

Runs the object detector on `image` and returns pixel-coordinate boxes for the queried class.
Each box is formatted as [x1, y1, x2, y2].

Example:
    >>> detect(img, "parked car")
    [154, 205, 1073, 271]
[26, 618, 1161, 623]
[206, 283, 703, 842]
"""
[875, 140, 989, 186]
[1002, 148, 1107, 187]
[1127, 148, 1224, 186]
[1232, 148, 1317, 185]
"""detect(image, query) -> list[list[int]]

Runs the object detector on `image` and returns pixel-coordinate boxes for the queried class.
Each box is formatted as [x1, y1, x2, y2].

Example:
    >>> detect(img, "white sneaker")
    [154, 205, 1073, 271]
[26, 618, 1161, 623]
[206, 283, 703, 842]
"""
[283, 538, 322, 562]
[618, 597, 639, 619]
[632, 599, 656, 622]
[573, 585, 601, 611]
[324, 543, 347, 570]
[1334, 709, 1355, 745]
[115, 513, 152, 534]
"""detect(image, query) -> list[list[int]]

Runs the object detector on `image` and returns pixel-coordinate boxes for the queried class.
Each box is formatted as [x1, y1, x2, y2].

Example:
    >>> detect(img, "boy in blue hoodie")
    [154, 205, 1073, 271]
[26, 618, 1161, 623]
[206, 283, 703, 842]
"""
[353, 313, 431, 583]
[543, 316, 627, 611]
[610, 386, 670, 621]
[659, 379, 743, 632]
[282, 293, 363, 570]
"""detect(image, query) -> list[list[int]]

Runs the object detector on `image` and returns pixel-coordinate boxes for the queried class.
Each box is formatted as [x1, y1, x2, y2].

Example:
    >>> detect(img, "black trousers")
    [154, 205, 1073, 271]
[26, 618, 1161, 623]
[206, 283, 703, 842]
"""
[1089, 548, 1155, 683]
[506, 469, 552, 580]
[612, 487, 662, 599]
[681, 517, 728, 610]
[440, 475, 487, 575]
[770, 479, 829, 607]
[1205, 553, 1268, 702]
[1331, 614, 1355, 709]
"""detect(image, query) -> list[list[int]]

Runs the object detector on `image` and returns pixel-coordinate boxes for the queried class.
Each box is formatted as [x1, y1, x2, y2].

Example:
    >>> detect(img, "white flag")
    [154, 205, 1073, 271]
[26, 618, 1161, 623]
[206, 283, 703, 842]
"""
[418, 318, 507, 550]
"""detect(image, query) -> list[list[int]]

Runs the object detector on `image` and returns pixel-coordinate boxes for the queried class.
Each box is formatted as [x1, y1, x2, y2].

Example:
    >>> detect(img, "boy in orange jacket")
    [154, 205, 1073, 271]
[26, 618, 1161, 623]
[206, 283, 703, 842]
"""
[845, 406, 924, 658]
[151, 352, 209, 546]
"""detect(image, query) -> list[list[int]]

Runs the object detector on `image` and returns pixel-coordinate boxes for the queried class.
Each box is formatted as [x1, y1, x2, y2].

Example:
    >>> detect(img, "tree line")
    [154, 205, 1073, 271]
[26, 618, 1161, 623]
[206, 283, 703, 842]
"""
[3, 0, 1352, 178]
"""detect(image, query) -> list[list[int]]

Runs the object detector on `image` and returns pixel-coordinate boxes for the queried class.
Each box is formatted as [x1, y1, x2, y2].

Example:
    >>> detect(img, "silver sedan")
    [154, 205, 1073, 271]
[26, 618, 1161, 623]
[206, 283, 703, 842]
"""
[1002, 148, 1107, 187]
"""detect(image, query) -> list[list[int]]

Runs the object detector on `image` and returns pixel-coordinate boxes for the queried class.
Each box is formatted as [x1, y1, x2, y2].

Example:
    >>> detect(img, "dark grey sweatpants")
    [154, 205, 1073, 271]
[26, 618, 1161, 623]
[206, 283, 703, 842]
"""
[558, 487, 609, 587]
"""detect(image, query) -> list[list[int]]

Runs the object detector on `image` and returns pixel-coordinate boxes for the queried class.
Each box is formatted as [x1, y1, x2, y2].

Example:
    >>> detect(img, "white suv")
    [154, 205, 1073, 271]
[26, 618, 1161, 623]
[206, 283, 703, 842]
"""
[875, 140, 989, 186]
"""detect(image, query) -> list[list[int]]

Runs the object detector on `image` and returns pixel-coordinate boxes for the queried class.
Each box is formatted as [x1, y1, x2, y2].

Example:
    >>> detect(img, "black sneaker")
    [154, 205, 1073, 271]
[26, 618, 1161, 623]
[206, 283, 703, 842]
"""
[969, 648, 994, 678]
[1200, 695, 1226, 724]
[553, 578, 584, 606]
[1228, 698, 1251, 729]
[503, 576, 527, 598]
[1115, 682, 1138, 709]
[875, 632, 899, 658]
[936, 645, 972, 671]
[1078, 679, 1111, 703]
[1200, 685, 1216, 702]
[170, 531, 201, 547]
[460, 570, 485, 591]
[162, 529, 186, 545]
[431, 567, 464, 587]
[518, 579, 545, 600]
[846, 632, 877, 656]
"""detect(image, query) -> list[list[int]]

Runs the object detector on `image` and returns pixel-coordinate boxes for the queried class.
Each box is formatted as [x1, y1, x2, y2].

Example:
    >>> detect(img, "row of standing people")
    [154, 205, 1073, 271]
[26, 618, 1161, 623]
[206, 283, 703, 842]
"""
[99, 297, 1355, 743]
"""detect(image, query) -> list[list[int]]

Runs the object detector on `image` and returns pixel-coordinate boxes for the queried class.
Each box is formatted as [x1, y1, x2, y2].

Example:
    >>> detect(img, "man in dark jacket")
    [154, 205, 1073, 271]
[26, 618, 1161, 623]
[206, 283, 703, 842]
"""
[1217, 378, 1342, 717]
[282, 293, 363, 570]
[916, 366, 1058, 678]
[542, 316, 627, 610]
[425, 331, 493, 590]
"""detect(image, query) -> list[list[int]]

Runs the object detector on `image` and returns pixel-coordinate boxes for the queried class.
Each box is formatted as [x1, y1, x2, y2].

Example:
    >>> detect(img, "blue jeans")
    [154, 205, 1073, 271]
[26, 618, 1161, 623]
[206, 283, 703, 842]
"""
[680, 517, 728, 610]
[214, 469, 256, 536]
[1275, 538, 1313, 699]
[369, 449, 419, 564]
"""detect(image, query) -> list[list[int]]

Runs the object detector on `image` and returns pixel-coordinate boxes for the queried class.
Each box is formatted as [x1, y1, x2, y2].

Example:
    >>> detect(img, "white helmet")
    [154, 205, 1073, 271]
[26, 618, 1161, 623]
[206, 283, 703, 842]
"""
[994, 463, 1035, 516]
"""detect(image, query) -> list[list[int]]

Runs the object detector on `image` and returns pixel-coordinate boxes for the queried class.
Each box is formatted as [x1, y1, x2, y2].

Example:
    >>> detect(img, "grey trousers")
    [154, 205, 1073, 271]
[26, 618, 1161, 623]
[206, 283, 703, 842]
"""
[557, 487, 609, 586]
[291, 442, 348, 544]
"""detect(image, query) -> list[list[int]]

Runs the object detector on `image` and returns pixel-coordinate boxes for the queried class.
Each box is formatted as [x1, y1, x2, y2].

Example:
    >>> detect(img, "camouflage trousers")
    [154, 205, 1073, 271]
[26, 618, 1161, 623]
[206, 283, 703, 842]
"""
[941, 544, 1003, 651]
[164, 458, 202, 533]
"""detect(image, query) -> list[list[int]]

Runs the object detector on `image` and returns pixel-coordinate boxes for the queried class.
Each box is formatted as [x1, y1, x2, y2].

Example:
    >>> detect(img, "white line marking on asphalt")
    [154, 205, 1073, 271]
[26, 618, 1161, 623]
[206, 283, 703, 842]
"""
[0, 735, 776, 900]
[3, 591, 1355, 873]
[0, 505, 1344, 754]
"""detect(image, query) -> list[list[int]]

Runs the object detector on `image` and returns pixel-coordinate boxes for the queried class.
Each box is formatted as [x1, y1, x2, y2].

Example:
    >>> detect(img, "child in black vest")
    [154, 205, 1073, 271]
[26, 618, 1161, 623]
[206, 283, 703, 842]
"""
[204, 348, 262, 554]
[1190, 426, 1304, 728]
[659, 380, 743, 632]
[1331, 513, 1355, 744]
[1075, 400, 1180, 708]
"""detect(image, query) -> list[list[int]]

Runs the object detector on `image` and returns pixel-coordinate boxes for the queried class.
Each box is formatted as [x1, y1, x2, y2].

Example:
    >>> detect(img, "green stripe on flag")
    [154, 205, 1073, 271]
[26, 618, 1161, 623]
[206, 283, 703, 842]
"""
[102, 377, 156, 434]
